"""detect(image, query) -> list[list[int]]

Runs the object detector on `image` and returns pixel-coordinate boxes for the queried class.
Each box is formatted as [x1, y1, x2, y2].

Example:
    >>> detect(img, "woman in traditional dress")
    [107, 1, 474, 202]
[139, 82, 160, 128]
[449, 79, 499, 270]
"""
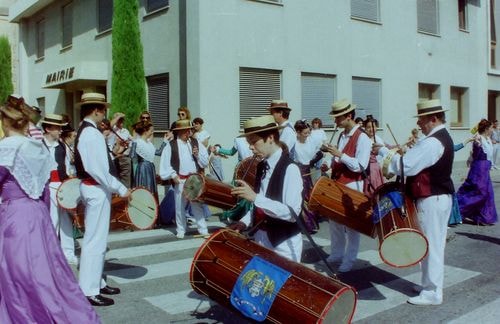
[0, 98, 100, 323]
[294, 119, 323, 233]
[362, 117, 385, 198]
[130, 121, 158, 199]
[457, 119, 498, 225]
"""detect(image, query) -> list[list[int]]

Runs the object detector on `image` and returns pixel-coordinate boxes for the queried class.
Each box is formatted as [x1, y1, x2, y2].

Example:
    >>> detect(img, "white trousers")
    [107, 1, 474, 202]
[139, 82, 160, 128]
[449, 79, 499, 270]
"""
[254, 230, 303, 262]
[48, 182, 75, 258]
[79, 184, 110, 296]
[417, 194, 452, 300]
[174, 180, 208, 235]
[328, 180, 362, 263]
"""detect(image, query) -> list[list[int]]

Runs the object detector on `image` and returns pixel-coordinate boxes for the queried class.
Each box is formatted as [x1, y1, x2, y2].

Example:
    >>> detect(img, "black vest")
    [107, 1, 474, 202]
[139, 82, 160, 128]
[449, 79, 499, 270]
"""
[169, 137, 203, 174]
[406, 127, 455, 198]
[254, 152, 301, 247]
[75, 120, 118, 180]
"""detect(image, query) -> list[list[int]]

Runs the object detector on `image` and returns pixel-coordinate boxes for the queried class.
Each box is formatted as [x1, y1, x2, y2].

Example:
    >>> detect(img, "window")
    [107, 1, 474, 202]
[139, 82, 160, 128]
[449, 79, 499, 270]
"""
[418, 83, 440, 101]
[458, 0, 468, 30]
[146, 0, 169, 13]
[147, 74, 169, 131]
[62, 2, 73, 48]
[36, 19, 45, 59]
[351, 0, 380, 23]
[450, 86, 468, 127]
[301, 73, 336, 128]
[36, 97, 45, 115]
[352, 77, 381, 122]
[491, 0, 499, 68]
[417, 0, 439, 35]
[98, 0, 113, 33]
[239, 68, 281, 128]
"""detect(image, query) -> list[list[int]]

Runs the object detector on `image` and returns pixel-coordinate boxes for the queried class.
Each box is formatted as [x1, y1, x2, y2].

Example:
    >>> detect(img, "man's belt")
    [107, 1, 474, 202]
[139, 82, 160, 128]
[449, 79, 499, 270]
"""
[50, 170, 61, 183]
[82, 178, 99, 186]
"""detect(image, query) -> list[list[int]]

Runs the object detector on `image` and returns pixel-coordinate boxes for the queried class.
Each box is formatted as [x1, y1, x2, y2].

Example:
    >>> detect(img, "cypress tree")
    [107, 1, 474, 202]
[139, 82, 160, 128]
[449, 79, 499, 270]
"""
[111, 0, 146, 129]
[0, 36, 13, 103]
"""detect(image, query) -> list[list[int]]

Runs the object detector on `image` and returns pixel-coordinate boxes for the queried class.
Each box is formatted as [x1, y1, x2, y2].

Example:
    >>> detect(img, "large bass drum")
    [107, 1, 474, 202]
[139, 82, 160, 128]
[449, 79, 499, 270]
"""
[111, 187, 158, 230]
[190, 229, 357, 324]
[308, 176, 376, 237]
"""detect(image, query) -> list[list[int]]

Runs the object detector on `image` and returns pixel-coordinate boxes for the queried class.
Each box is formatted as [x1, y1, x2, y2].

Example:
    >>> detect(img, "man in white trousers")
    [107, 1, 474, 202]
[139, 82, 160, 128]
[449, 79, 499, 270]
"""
[74, 92, 130, 306]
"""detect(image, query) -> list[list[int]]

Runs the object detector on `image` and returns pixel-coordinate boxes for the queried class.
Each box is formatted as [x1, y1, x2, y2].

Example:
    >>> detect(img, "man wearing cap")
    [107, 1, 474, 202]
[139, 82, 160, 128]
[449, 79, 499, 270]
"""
[159, 119, 210, 239]
[269, 100, 296, 158]
[373, 99, 454, 306]
[230, 115, 303, 262]
[321, 99, 371, 272]
[41, 113, 79, 265]
[74, 92, 130, 306]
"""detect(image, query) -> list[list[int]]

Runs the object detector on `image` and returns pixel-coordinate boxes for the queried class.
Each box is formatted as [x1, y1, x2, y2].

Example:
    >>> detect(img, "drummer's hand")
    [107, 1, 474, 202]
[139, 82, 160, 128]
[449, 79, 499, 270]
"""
[327, 144, 341, 157]
[172, 176, 180, 185]
[228, 221, 247, 233]
[231, 180, 257, 202]
[320, 163, 329, 173]
[122, 189, 132, 200]
[372, 143, 383, 155]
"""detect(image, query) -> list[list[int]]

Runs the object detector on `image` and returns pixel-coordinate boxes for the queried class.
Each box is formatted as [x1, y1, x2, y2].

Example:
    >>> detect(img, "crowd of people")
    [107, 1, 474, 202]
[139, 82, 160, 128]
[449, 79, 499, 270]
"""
[0, 91, 498, 321]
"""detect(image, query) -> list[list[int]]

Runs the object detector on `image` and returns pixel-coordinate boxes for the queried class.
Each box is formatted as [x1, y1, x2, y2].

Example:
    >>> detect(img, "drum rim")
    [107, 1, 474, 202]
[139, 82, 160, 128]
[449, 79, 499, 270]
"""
[318, 284, 358, 324]
[378, 228, 429, 268]
[189, 228, 223, 288]
[182, 173, 206, 201]
[56, 177, 82, 211]
[125, 186, 159, 230]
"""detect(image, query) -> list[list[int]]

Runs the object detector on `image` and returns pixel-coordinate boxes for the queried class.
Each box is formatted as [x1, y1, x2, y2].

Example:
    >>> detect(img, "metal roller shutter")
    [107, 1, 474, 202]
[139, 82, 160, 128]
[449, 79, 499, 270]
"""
[301, 73, 336, 128]
[147, 74, 169, 131]
[351, 0, 380, 22]
[417, 0, 439, 34]
[352, 77, 381, 122]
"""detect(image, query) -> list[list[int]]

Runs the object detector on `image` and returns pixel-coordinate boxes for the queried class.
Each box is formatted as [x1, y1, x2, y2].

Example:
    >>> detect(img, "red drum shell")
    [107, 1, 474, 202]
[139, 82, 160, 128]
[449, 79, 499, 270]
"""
[183, 174, 237, 210]
[234, 156, 262, 190]
[190, 229, 357, 324]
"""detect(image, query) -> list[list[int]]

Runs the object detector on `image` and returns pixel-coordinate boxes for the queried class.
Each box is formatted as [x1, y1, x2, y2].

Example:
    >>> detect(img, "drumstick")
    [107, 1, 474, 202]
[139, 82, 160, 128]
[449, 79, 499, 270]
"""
[328, 126, 339, 144]
[302, 168, 321, 177]
[385, 123, 400, 147]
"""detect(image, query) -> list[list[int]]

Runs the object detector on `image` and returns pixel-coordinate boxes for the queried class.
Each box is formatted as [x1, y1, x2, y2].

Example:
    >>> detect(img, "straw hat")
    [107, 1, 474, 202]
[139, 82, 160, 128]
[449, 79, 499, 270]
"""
[415, 99, 448, 117]
[171, 119, 194, 131]
[267, 99, 292, 111]
[329, 99, 356, 117]
[75, 92, 110, 108]
[238, 115, 283, 137]
[40, 113, 68, 126]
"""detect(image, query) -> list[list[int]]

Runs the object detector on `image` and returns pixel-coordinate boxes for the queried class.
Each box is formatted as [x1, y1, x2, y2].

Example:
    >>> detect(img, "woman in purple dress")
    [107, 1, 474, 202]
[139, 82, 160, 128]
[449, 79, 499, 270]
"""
[0, 99, 100, 323]
[457, 119, 498, 225]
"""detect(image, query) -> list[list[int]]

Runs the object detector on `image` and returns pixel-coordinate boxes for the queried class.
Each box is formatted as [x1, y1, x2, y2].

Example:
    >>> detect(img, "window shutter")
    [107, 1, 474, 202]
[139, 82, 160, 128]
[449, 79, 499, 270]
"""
[352, 77, 381, 122]
[239, 68, 281, 128]
[98, 0, 113, 32]
[301, 73, 336, 128]
[351, 0, 380, 22]
[147, 74, 169, 131]
[62, 2, 73, 48]
[147, 0, 169, 13]
[417, 0, 439, 34]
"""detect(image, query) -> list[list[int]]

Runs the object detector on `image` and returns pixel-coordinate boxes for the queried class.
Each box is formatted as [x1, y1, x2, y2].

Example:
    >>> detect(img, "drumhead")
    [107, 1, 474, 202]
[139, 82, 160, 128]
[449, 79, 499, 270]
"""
[379, 229, 429, 268]
[127, 188, 158, 230]
[56, 178, 82, 210]
[320, 286, 357, 324]
[183, 174, 204, 201]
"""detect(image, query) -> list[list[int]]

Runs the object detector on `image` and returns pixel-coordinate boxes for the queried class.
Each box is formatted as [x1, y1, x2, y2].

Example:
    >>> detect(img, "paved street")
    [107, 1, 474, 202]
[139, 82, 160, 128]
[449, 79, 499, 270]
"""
[87, 167, 500, 324]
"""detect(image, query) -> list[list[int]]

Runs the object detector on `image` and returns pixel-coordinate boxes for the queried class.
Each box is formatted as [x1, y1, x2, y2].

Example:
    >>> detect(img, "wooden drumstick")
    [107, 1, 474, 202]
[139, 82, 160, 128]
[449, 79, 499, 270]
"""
[385, 123, 400, 147]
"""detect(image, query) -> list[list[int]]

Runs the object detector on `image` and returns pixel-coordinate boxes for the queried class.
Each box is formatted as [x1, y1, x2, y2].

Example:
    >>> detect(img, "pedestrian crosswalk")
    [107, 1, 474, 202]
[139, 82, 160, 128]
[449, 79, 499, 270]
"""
[96, 221, 487, 323]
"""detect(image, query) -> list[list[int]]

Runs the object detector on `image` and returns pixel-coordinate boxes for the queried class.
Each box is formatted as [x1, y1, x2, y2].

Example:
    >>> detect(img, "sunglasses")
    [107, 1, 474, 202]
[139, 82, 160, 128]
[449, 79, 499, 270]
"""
[141, 116, 150, 120]
[178, 113, 186, 117]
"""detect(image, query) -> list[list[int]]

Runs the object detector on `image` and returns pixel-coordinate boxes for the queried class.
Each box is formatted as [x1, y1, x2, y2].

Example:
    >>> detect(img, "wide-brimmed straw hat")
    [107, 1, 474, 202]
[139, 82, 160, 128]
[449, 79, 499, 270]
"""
[267, 99, 292, 112]
[414, 99, 448, 117]
[329, 99, 356, 117]
[75, 92, 110, 109]
[238, 115, 283, 137]
[172, 119, 194, 131]
[40, 113, 68, 126]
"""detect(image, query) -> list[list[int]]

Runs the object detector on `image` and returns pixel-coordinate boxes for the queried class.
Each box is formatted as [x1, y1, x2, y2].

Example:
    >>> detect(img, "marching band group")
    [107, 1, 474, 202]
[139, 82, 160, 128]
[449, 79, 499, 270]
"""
[0, 91, 497, 322]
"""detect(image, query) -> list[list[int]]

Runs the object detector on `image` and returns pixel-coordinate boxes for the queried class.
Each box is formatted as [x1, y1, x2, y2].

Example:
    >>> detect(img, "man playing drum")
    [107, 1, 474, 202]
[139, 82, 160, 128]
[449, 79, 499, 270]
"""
[230, 115, 303, 262]
[74, 92, 130, 307]
[321, 99, 371, 272]
[269, 100, 296, 159]
[159, 119, 210, 239]
[373, 99, 454, 306]
[41, 113, 78, 265]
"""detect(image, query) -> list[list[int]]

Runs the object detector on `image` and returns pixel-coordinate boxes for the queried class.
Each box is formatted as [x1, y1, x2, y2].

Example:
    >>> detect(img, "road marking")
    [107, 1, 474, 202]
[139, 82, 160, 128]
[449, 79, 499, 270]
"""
[447, 298, 500, 324]
[353, 265, 481, 321]
[106, 258, 193, 284]
[145, 289, 215, 315]
[106, 238, 206, 259]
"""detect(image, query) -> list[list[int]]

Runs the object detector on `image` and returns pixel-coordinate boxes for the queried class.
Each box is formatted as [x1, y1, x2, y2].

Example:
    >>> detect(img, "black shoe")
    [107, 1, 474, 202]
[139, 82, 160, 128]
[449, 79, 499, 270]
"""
[87, 294, 114, 306]
[100, 285, 121, 295]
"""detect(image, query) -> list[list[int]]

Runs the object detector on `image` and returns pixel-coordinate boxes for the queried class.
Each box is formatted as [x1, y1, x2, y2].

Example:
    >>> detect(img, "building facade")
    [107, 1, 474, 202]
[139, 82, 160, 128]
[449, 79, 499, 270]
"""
[8, 0, 500, 173]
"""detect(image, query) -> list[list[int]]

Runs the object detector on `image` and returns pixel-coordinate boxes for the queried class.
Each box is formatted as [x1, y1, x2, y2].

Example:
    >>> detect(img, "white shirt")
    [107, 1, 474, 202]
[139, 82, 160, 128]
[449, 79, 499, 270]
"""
[159, 138, 209, 179]
[294, 137, 318, 165]
[378, 124, 446, 177]
[310, 128, 327, 151]
[64, 143, 76, 177]
[279, 120, 296, 154]
[194, 129, 210, 145]
[42, 137, 59, 172]
[109, 126, 132, 155]
[336, 125, 371, 172]
[234, 137, 253, 161]
[134, 138, 156, 162]
[241, 148, 303, 226]
[78, 118, 128, 196]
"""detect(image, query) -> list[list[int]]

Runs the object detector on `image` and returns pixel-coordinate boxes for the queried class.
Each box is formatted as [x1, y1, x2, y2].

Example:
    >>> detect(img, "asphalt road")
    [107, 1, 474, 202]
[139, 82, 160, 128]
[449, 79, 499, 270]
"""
[83, 166, 500, 324]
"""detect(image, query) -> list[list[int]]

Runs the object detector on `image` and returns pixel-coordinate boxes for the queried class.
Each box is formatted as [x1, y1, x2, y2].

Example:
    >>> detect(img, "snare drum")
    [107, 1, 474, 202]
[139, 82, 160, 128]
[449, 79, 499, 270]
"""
[373, 182, 428, 268]
[183, 174, 237, 210]
[190, 229, 357, 323]
[309, 177, 376, 237]
[56, 178, 82, 211]
[111, 187, 158, 230]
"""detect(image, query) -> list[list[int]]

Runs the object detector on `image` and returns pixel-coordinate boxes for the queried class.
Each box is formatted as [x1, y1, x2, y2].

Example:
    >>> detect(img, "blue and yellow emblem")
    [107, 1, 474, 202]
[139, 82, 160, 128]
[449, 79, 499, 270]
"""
[230, 256, 291, 322]
[372, 191, 404, 223]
